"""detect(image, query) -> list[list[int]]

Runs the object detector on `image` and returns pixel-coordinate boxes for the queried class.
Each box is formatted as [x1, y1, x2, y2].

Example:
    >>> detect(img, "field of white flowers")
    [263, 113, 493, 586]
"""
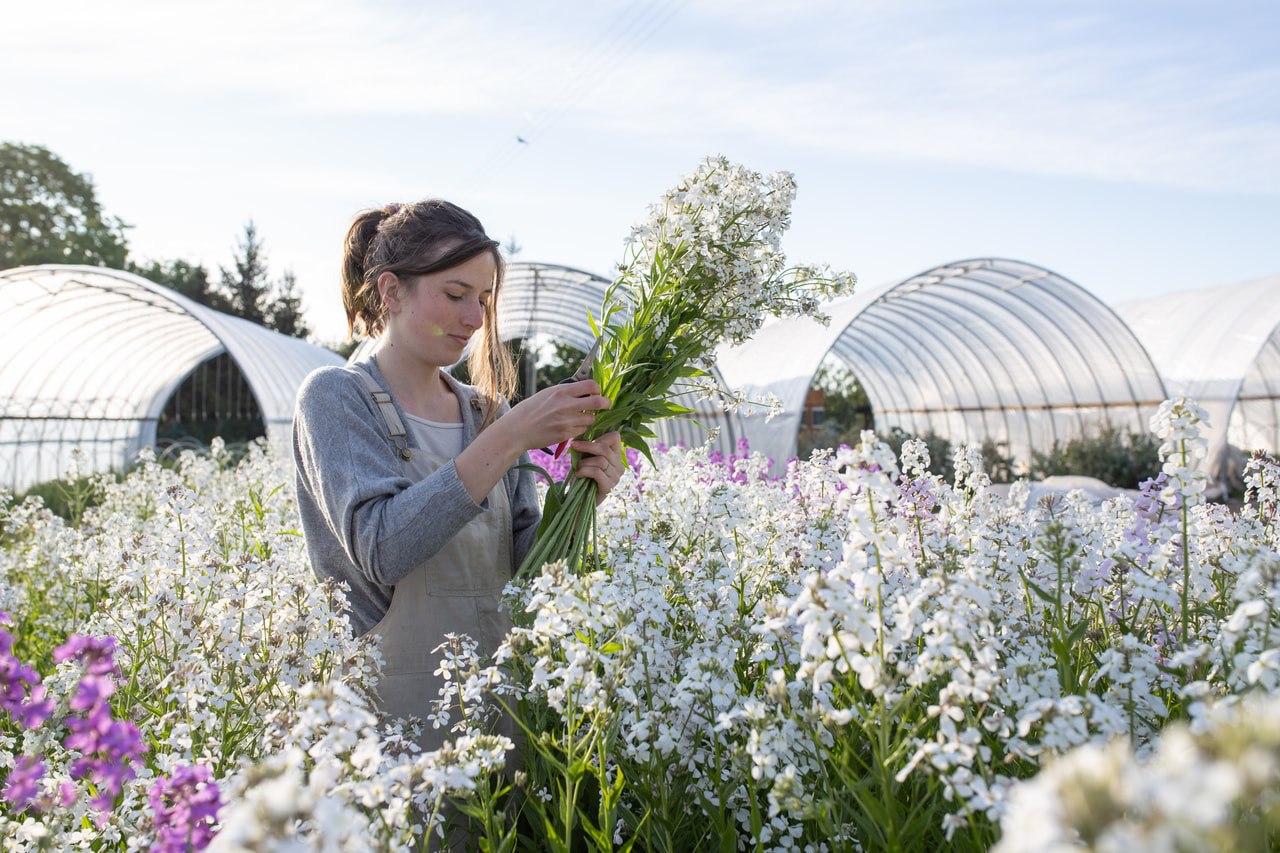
[2, 397, 1279, 852]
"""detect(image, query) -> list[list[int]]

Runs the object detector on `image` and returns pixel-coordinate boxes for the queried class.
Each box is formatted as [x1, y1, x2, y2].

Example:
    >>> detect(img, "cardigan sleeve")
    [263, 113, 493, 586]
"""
[293, 366, 487, 588]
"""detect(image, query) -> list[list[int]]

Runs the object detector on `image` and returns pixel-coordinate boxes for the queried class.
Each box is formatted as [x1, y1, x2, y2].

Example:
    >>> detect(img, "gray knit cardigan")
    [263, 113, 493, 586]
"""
[292, 354, 541, 637]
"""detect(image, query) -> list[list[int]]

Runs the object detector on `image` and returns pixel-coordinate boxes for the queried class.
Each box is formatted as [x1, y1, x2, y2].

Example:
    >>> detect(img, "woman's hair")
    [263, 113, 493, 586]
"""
[341, 199, 516, 428]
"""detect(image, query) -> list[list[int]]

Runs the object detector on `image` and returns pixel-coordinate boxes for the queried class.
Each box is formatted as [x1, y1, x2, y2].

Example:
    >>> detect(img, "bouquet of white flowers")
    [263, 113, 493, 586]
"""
[518, 155, 856, 577]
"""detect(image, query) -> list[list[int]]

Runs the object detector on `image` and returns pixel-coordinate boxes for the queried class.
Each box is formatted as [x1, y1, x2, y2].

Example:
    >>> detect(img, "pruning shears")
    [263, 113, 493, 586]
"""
[549, 334, 603, 458]
[560, 334, 602, 385]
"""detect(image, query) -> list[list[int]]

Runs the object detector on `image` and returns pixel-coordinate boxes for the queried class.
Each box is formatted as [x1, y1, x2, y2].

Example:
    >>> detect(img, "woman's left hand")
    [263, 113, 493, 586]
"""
[570, 431, 624, 503]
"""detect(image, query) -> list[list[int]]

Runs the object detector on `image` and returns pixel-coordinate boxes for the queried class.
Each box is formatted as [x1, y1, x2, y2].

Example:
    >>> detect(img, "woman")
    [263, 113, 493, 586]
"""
[293, 199, 622, 753]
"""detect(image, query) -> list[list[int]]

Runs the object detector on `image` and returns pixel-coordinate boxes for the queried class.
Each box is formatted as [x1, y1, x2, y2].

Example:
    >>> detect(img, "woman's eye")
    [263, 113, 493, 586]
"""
[446, 293, 464, 301]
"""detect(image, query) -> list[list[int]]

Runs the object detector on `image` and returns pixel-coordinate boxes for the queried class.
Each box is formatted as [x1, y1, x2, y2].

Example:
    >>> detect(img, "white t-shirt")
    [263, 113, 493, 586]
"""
[403, 412, 465, 458]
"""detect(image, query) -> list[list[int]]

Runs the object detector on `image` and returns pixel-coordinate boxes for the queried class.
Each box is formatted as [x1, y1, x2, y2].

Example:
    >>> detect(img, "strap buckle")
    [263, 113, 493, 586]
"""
[389, 432, 413, 461]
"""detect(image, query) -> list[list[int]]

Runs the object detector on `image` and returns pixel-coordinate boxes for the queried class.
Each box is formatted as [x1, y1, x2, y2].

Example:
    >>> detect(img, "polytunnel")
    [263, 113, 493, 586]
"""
[715, 258, 1169, 471]
[0, 265, 345, 492]
[350, 262, 745, 457]
[1115, 272, 1280, 496]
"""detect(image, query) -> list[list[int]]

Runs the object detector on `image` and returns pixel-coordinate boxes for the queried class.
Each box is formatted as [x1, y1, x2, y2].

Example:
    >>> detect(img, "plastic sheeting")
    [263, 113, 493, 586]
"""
[0, 265, 345, 492]
[715, 258, 1168, 471]
[1115, 272, 1280, 493]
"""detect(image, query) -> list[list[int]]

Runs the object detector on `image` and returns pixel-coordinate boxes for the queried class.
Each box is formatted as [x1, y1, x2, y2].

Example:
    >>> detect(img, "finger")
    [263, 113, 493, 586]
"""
[578, 456, 616, 493]
[559, 379, 601, 397]
[570, 438, 620, 464]
[560, 385, 611, 410]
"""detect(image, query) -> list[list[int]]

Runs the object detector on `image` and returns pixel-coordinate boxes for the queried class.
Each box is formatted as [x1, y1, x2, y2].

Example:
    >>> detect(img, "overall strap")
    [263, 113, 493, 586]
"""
[352, 366, 413, 461]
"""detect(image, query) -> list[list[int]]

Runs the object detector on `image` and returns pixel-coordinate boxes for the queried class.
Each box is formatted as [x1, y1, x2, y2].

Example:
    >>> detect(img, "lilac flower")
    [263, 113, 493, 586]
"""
[54, 633, 120, 675]
[64, 703, 149, 816]
[0, 648, 43, 718]
[2, 755, 45, 813]
[528, 447, 574, 484]
[15, 682, 56, 730]
[70, 672, 117, 711]
[47, 631, 151, 823]
[149, 764, 222, 853]
[0, 620, 56, 730]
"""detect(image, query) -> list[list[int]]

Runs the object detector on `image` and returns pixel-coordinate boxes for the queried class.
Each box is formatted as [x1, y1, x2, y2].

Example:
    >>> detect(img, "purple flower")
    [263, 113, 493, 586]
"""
[149, 764, 222, 853]
[1, 623, 54, 730]
[0, 651, 41, 711]
[54, 634, 119, 676]
[15, 682, 55, 730]
[528, 447, 574, 484]
[52, 636, 149, 823]
[71, 673, 117, 712]
[2, 755, 45, 813]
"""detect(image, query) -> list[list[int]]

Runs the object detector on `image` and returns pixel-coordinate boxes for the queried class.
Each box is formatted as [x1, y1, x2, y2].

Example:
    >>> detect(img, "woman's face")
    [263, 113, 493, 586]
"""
[382, 252, 496, 367]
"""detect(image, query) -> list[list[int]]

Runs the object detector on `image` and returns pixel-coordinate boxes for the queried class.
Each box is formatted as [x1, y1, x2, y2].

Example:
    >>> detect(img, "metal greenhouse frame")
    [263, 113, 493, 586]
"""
[0, 265, 345, 492]
[1116, 272, 1280, 495]
[715, 258, 1169, 472]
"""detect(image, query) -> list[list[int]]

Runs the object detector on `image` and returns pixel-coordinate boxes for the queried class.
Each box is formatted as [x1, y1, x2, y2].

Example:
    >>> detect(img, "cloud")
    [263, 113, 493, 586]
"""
[553, 2, 1280, 195]
[7, 0, 1277, 196]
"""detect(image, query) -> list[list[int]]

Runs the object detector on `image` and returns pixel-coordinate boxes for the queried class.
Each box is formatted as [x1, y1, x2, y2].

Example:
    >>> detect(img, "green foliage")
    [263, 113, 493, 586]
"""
[980, 437, 1018, 484]
[220, 220, 271, 325]
[510, 337, 587, 401]
[9, 472, 112, 528]
[156, 352, 267, 448]
[796, 362, 873, 460]
[125, 256, 231, 313]
[0, 142, 311, 336]
[267, 268, 309, 338]
[1030, 425, 1161, 488]
[129, 221, 310, 338]
[0, 141, 130, 269]
[883, 427, 957, 484]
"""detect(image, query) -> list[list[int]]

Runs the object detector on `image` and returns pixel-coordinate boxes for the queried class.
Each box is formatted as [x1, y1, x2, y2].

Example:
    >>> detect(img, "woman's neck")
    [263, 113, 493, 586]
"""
[373, 345, 460, 423]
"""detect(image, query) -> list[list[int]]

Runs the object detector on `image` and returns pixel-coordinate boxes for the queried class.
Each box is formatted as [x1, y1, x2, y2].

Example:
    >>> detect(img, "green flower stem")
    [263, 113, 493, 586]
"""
[519, 475, 598, 577]
[1180, 436, 1193, 644]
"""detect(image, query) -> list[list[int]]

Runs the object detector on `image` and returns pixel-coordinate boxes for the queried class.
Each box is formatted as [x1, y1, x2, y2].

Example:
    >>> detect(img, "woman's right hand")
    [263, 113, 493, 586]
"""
[454, 380, 612, 505]
[508, 380, 612, 452]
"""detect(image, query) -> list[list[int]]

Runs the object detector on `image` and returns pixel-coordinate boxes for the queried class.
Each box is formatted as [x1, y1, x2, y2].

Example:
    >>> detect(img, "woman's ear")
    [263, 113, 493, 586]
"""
[377, 271, 401, 312]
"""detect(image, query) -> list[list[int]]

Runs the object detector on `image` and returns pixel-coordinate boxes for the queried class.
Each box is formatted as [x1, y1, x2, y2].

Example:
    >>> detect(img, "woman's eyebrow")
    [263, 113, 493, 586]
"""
[444, 278, 494, 292]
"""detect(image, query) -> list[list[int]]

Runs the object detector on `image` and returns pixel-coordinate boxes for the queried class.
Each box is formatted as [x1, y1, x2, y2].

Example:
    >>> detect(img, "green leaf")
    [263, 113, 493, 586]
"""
[1024, 577, 1057, 605]
[514, 463, 565, 539]
[623, 432, 656, 466]
[513, 461, 559, 490]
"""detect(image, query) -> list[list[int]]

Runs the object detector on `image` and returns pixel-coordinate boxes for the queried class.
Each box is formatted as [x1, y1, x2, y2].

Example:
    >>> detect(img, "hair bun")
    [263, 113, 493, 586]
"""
[375, 203, 402, 233]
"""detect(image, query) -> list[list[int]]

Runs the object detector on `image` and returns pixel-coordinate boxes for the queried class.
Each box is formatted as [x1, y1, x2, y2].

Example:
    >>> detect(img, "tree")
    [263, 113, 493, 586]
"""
[125, 257, 232, 313]
[132, 222, 310, 338]
[267, 269, 310, 339]
[219, 221, 270, 325]
[0, 142, 130, 269]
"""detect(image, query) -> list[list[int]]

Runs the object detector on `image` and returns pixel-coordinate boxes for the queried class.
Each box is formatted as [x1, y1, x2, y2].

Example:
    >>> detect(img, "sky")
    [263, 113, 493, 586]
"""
[4, 0, 1278, 346]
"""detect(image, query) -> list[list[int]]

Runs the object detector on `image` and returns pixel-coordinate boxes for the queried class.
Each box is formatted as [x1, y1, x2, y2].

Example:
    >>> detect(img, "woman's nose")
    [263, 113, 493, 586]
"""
[463, 301, 484, 330]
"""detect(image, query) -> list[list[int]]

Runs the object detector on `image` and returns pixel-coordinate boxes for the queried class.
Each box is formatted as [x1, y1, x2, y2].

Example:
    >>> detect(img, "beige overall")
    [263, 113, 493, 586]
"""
[355, 367, 513, 756]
